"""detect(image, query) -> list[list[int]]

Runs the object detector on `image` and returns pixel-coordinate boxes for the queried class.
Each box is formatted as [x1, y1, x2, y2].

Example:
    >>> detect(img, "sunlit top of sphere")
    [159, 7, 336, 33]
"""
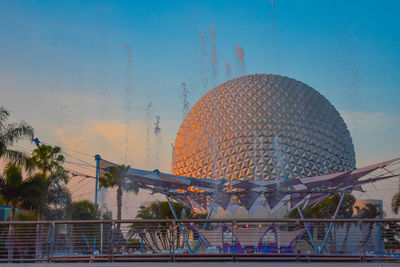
[172, 74, 355, 181]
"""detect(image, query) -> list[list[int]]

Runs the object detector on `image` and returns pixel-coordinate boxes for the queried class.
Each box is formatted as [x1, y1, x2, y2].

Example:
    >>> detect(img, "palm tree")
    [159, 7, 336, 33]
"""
[0, 107, 34, 165]
[287, 193, 356, 253]
[0, 162, 23, 261]
[0, 163, 26, 220]
[0, 163, 45, 260]
[136, 201, 192, 220]
[0, 162, 48, 220]
[24, 145, 68, 259]
[357, 203, 381, 250]
[131, 201, 197, 251]
[25, 144, 66, 180]
[99, 164, 139, 229]
[25, 144, 69, 219]
[391, 191, 400, 215]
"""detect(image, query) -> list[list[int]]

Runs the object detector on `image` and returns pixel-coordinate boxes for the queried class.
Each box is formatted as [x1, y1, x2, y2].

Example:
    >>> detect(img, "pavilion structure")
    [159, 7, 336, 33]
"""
[95, 157, 400, 254]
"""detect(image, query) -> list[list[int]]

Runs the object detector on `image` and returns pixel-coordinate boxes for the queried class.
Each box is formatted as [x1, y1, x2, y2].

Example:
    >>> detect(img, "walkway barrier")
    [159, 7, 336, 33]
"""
[0, 219, 399, 263]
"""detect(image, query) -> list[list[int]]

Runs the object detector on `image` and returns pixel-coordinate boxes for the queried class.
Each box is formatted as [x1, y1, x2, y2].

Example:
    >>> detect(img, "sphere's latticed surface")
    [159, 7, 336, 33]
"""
[172, 74, 355, 181]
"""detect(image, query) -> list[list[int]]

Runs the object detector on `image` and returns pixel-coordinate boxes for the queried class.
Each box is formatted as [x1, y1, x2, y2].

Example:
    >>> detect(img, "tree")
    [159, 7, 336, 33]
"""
[99, 164, 139, 227]
[24, 144, 69, 220]
[288, 193, 356, 253]
[0, 163, 46, 220]
[25, 144, 67, 183]
[391, 191, 400, 215]
[22, 145, 69, 259]
[356, 203, 381, 250]
[0, 107, 34, 165]
[68, 200, 99, 254]
[136, 201, 192, 220]
[0, 163, 46, 260]
[383, 222, 400, 251]
[0, 163, 25, 221]
[20, 173, 48, 218]
[131, 201, 201, 251]
[70, 200, 99, 220]
[288, 193, 356, 219]
[45, 184, 72, 220]
[68, 201, 116, 254]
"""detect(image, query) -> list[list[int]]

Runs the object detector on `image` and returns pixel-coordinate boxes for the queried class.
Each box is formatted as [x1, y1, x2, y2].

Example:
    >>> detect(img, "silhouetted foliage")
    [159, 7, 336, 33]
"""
[0, 107, 34, 165]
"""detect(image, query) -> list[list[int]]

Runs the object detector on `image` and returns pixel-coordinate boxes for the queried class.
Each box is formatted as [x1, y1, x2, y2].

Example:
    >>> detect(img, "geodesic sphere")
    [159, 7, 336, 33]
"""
[172, 74, 355, 181]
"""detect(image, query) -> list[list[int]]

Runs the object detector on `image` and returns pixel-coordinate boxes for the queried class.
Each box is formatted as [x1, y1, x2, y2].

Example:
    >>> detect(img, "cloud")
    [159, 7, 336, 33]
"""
[54, 118, 176, 219]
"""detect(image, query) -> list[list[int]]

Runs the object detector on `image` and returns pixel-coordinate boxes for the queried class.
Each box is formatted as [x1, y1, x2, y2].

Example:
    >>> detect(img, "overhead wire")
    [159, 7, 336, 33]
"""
[68, 176, 88, 191]
[40, 141, 93, 157]
[61, 150, 96, 167]
[64, 160, 96, 169]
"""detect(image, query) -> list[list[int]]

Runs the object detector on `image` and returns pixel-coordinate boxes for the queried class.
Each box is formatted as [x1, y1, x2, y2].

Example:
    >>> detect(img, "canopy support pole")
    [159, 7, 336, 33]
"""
[320, 190, 347, 253]
[94, 155, 101, 207]
[193, 204, 215, 253]
[297, 206, 318, 253]
[167, 197, 194, 254]
[93, 155, 101, 253]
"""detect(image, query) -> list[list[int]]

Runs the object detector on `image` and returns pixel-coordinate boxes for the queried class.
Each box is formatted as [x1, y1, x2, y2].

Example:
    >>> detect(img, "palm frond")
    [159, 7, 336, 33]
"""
[392, 191, 400, 214]
[3, 149, 28, 166]
[49, 168, 69, 185]
[0, 107, 9, 130]
[2, 121, 34, 145]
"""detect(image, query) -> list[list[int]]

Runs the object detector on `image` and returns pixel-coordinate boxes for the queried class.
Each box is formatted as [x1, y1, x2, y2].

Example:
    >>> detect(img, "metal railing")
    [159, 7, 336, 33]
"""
[1, 218, 400, 263]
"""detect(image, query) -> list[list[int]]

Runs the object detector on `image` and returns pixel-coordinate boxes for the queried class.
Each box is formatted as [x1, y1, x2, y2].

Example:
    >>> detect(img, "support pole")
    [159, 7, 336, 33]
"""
[320, 190, 347, 253]
[93, 155, 101, 254]
[94, 155, 101, 207]
[167, 197, 193, 254]
[297, 206, 318, 253]
[193, 204, 215, 253]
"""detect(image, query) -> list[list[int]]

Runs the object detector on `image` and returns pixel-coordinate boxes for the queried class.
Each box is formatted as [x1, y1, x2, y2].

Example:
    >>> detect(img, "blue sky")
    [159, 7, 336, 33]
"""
[1, 0, 399, 216]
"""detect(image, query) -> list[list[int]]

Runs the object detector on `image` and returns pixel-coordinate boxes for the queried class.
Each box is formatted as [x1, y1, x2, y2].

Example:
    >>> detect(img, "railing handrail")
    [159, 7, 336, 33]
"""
[1, 218, 400, 225]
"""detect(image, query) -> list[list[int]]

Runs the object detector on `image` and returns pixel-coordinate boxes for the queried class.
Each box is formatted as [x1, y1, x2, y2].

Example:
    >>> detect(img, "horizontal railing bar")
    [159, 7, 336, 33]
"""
[1, 218, 400, 225]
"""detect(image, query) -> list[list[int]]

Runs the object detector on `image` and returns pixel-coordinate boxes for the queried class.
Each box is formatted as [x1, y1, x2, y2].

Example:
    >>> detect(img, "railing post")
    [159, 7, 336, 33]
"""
[7, 222, 14, 263]
[296, 220, 300, 262]
[171, 220, 176, 262]
[107, 221, 115, 262]
[357, 220, 363, 256]
[231, 221, 235, 262]
[47, 222, 55, 262]
[221, 221, 224, 254]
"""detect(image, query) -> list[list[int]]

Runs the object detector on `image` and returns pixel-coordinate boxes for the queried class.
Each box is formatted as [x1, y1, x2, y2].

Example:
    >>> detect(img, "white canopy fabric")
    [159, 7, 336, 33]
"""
[98, 158, 400, 213]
